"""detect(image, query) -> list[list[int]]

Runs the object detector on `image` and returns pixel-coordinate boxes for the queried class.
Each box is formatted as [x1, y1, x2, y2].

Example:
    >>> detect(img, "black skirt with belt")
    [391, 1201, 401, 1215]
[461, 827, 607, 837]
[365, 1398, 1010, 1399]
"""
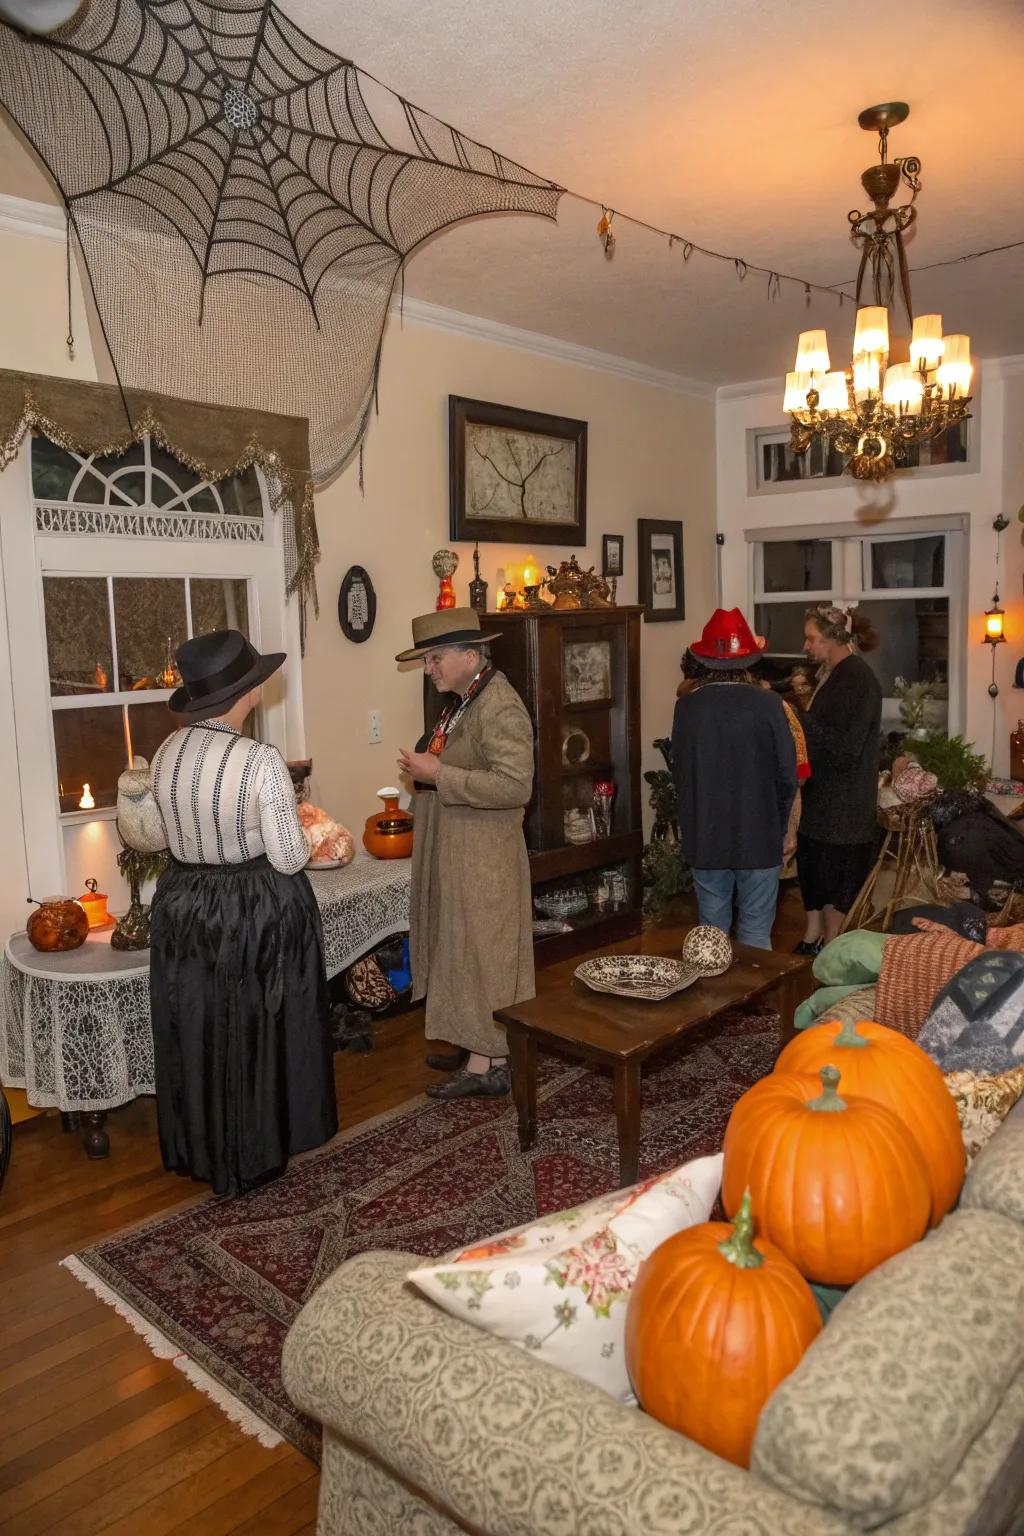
[150, 856, 338, 1197]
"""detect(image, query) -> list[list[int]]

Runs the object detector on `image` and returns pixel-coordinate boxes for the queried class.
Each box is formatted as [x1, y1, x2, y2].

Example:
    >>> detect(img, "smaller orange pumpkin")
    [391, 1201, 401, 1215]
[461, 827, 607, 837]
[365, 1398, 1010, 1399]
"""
[776, 1017, 964, 1224]
[625, 1190, 821, 1468]
[723, 1065, 931, 1286]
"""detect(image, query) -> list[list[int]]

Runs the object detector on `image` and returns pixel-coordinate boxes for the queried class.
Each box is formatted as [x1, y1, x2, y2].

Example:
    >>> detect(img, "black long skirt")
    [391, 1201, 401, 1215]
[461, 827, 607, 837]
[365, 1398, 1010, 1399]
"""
[150, 856, 338, 1197]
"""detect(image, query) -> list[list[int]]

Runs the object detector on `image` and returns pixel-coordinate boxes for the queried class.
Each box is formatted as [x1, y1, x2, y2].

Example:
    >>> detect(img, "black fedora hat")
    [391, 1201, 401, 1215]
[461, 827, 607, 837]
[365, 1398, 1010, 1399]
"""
[168, 630, 286, 718]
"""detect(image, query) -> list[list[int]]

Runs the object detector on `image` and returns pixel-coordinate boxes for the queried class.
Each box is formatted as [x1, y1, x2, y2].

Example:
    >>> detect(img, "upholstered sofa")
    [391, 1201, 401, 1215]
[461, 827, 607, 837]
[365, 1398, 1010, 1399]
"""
[282, 1101, 1024, 1536]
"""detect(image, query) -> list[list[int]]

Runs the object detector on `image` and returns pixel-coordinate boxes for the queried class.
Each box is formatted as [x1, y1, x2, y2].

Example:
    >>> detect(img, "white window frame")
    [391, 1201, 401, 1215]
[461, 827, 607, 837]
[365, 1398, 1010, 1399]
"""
[746, 417, 977, 496]
[0, 435, 305, 902]
[749, 522, 967, 737]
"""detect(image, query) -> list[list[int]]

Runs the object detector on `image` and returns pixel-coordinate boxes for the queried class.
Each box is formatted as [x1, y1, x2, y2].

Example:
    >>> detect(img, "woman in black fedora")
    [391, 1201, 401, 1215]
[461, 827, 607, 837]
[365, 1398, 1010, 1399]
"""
[147, 630, 337, 1197]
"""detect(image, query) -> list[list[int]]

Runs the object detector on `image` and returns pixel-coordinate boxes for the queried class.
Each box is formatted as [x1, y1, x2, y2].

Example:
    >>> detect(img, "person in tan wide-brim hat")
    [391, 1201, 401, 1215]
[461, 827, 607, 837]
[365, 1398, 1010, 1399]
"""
[396, 607, 536, 1099]
[395, 607, 502, 663]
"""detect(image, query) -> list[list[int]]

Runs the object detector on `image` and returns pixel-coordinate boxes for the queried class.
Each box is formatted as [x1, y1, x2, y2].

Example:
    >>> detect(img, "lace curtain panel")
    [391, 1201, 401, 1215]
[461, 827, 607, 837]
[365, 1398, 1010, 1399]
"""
[0, 857, 411, 1111]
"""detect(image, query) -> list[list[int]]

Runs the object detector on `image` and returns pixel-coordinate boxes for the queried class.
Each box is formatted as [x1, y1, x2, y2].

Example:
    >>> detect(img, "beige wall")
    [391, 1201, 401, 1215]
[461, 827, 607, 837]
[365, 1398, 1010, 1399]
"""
[0, 225, 97, 382]
[302, 316, 717, 833]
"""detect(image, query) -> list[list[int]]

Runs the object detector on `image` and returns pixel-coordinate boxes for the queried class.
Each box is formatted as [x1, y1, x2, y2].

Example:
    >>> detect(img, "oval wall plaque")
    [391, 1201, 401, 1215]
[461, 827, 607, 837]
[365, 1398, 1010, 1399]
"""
[338, 566, 376, 643]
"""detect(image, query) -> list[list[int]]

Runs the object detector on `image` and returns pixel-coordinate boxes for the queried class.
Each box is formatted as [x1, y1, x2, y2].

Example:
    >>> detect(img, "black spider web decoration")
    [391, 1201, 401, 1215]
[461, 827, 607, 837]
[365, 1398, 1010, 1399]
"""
[0, 0, 561, 480]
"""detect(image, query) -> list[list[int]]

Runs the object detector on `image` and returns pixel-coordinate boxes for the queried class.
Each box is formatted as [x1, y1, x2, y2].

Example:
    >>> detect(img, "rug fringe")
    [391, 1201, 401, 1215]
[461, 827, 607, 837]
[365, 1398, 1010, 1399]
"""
[60, 1254, 283, 1449]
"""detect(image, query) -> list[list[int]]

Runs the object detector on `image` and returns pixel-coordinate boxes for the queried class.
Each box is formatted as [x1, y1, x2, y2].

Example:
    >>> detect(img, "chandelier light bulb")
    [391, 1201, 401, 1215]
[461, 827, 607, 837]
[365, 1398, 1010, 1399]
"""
[853, 306, 889, 357]
[882, 363, 924, 413]
[783, 372, 812, 412]
[817, 372, 849, 412]
[936, 334, 972, 398]
[910, 314, 944, 369]
[853, 355, 880, 401]
[795, 330, 830, 376]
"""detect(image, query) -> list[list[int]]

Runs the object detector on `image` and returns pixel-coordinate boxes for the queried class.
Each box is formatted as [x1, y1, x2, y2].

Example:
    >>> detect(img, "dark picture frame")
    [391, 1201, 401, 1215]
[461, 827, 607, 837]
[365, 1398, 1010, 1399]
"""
[449, 395, 587, 546]
[637, 518, 684, 622]
[601, 533, 624, 578]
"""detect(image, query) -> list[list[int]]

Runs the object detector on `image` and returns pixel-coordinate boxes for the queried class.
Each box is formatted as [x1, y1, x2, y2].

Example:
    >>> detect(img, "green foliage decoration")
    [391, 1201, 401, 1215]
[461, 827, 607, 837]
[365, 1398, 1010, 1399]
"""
[908, 732, 989, 793]
[641, 737, 692, 915]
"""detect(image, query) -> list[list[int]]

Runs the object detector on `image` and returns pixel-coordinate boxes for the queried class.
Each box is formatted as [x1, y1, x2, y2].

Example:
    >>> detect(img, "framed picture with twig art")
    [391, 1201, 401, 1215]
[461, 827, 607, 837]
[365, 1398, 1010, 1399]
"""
[638, 518, 685, 622]
[449, 396, 587, 546]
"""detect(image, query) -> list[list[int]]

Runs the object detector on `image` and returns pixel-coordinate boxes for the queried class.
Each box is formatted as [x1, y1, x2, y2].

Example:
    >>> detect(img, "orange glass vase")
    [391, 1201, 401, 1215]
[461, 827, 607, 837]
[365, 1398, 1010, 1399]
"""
[362, 786, 414, 860]
[77, 878, 112, 930]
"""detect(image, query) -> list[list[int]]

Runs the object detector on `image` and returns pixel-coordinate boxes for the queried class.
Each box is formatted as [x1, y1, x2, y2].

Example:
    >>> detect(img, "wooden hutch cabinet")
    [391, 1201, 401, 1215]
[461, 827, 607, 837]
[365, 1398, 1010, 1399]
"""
[427, 606, 644, 958]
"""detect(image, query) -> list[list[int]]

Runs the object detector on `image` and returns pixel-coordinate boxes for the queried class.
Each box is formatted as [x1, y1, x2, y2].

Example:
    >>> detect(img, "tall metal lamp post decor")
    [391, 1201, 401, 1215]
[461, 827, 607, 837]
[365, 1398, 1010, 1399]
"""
[783, 103, 973, 481]
[984, 515, 1010, 700]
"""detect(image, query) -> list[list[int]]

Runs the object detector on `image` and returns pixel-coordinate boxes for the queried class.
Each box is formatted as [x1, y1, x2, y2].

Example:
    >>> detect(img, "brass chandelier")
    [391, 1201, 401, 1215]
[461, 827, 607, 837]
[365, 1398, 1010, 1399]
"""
[784, 103, 972, 482]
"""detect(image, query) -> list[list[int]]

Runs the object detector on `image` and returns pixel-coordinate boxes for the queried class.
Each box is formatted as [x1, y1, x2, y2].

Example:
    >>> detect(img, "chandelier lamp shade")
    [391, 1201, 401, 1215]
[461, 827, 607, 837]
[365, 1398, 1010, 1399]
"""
[783, 103, 972, 482]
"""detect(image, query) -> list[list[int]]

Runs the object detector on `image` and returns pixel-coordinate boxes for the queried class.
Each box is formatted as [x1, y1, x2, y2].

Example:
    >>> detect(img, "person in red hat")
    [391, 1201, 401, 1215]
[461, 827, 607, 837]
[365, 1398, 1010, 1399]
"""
[671, 608, 797, 949]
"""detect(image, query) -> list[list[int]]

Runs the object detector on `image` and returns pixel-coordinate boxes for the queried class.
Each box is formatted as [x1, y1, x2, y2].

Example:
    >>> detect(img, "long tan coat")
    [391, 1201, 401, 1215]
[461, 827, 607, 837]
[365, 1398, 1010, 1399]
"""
[410, 671, 535, 1055]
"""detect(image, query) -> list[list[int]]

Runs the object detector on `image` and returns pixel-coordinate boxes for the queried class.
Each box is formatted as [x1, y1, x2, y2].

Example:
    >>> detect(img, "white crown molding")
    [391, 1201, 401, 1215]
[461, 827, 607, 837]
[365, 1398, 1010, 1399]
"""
[0, 193, 715, 398]
[0, 191, 64, 241]
[388, 295, 715, 398]
[715, 376, 781, 402]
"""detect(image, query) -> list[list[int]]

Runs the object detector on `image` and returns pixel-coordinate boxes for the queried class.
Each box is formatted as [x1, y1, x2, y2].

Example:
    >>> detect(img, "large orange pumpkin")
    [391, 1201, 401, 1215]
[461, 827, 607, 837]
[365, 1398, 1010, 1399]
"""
[722, 1066, 931, 1285]
[776, 1018, 964, 1225]
[625, 1191, 821, 1468]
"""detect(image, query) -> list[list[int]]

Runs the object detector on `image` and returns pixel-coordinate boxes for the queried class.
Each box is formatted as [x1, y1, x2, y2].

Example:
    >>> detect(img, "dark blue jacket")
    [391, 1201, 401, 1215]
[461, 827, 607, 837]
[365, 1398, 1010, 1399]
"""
[671, 683, 796, 870]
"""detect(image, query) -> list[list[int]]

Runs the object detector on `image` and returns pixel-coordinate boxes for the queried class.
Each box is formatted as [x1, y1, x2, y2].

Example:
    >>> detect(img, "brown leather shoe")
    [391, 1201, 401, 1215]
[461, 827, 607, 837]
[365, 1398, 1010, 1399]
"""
[425, 1047, 469, 1072]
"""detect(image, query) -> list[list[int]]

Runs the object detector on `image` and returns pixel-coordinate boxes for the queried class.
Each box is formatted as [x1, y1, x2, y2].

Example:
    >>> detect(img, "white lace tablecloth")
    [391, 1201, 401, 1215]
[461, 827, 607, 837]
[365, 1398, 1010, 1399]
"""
[0, 855, 411, 1112]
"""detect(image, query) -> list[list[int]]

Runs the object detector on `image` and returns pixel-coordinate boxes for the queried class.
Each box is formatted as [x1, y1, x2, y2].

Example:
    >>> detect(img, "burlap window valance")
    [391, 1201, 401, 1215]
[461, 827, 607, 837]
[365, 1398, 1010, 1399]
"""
[0, 368, 318, 638]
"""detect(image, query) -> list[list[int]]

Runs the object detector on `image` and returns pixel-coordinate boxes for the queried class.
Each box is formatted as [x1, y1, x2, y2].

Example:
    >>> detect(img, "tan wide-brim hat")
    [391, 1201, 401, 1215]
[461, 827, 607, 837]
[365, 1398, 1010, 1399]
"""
[395, 607, 501, 663]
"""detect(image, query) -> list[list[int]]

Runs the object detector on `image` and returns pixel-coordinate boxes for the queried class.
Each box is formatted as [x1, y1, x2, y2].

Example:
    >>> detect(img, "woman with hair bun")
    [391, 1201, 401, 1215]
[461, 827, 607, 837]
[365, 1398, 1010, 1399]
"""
[794, 603, 882, 952]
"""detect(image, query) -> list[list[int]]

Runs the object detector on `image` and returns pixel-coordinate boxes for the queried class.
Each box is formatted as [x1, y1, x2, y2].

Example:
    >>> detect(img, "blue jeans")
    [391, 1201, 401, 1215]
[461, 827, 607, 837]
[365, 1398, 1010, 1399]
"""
[691, 867, 780, 950]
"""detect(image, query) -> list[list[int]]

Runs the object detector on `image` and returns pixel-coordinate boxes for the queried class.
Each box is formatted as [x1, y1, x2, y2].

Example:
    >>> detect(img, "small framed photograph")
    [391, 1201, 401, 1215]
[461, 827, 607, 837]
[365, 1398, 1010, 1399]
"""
[563, 640, 611, 704]
[601, 533, 624, 578]
[638, 518, 684, 622]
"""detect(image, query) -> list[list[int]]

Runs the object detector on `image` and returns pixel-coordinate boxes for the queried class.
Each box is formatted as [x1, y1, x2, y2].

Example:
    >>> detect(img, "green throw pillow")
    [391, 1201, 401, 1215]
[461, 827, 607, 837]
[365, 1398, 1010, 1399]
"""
[794, 984, 862, 1032]
[812, 929, 890, 987]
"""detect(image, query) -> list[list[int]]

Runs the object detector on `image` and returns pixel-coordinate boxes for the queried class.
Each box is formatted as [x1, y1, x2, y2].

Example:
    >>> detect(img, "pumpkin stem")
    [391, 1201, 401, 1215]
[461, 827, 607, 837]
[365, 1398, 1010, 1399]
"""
[831, 1018, 867, 1049]
[718, 1190, 764, 1270]
[808, 1064, 847, 1112]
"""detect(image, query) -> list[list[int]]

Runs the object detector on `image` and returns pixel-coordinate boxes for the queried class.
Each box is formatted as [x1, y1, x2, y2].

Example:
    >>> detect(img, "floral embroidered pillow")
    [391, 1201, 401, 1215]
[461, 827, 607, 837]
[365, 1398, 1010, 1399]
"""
[406, 1153, 722, 1403]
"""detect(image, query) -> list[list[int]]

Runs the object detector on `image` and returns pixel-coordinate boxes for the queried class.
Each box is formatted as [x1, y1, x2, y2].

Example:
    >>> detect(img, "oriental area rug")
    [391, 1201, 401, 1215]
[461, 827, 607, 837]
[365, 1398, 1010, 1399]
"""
[64, 1004, 780, 1460]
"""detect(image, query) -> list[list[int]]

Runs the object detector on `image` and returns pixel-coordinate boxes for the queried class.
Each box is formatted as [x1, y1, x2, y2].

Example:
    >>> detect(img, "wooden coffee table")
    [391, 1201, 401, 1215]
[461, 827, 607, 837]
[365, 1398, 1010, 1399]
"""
[496, 926, 814, 1187]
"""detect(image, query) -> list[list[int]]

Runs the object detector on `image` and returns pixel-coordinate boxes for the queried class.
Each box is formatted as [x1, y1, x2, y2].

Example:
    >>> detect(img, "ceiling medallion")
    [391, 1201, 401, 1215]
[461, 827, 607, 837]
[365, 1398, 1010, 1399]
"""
[783, 103, 972, 482]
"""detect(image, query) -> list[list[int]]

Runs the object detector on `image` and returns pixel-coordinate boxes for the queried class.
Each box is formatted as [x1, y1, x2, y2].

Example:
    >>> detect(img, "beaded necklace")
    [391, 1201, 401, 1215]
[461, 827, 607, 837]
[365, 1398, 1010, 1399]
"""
[426, 667, 494, 755]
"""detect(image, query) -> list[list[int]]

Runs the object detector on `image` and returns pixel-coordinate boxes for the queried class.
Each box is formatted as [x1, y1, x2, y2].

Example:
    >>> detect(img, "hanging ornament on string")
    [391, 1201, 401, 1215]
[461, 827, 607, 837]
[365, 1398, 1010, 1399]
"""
[597, 208, 616, 258]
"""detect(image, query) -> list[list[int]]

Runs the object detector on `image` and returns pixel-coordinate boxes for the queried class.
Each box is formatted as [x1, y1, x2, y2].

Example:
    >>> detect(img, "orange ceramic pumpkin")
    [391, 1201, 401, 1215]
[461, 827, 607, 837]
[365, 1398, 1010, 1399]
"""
[722, 1066, 931, 1286]
[625, 1191, 821, 1467]
[26, 897, 89, 953]
[776, 1018, 964, 1225]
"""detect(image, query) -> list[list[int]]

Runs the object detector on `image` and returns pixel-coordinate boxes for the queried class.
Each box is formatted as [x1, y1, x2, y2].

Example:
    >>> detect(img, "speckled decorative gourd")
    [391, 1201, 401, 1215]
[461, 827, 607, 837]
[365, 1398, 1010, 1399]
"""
[682, 924, 733, 976]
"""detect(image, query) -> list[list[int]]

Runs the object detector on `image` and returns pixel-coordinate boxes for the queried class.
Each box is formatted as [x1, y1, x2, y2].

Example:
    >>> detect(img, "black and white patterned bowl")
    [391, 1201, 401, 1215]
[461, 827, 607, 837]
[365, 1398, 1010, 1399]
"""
[574, 954, 700, 1002]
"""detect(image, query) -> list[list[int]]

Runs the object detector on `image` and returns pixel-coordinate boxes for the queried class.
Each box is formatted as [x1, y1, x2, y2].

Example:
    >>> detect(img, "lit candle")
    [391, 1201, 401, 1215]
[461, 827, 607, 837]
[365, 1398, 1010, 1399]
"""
[78, 783, 95, 810]
[522, 555, 539, 588]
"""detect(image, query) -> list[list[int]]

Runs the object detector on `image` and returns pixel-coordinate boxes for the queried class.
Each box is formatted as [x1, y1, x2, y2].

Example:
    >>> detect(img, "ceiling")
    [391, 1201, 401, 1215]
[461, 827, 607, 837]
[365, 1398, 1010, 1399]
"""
[2, 0, 1023, 386]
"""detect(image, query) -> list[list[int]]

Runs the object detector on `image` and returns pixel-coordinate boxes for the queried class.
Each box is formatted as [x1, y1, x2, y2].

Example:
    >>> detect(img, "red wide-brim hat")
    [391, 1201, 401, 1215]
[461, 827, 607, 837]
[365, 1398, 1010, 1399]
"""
[688, 608, 766, 669]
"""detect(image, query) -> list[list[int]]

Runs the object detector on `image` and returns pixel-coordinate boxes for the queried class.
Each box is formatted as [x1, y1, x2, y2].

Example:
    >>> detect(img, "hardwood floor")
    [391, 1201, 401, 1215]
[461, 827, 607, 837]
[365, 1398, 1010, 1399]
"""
[0, 891, 805, 1533]
[0, 1005, 436, 1536]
